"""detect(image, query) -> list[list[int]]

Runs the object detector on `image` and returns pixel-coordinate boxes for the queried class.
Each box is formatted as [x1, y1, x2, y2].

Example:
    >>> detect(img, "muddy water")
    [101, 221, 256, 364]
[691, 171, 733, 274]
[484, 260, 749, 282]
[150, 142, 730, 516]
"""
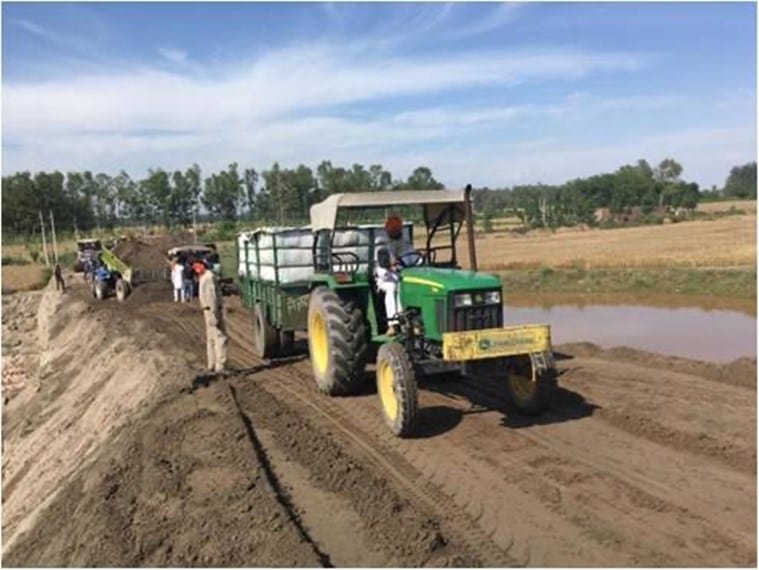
[504, 297, 757, 362]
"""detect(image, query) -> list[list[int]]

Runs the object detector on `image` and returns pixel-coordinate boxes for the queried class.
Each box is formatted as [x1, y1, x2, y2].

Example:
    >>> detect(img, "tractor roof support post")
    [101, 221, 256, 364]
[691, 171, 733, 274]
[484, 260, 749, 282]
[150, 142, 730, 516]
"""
[464, 184, 477, 271]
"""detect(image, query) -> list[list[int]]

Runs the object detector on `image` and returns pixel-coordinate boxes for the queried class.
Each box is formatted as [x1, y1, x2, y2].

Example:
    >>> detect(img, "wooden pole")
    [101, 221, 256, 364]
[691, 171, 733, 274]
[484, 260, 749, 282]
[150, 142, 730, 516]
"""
[464, 184, 477, 271]
[38, 211, 50, 267]
[49, 210, 59, 263]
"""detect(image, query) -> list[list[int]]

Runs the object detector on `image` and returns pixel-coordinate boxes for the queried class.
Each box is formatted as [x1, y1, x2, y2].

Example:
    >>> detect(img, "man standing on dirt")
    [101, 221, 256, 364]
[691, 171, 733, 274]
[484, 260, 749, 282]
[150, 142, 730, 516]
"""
[53, 263, 65, 292]
[198, 259, 228, 373]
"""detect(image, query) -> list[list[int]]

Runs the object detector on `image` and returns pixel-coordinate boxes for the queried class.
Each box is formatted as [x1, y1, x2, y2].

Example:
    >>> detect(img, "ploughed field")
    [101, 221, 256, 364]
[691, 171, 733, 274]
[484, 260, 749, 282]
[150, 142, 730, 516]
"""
[2, 273, 756, 567]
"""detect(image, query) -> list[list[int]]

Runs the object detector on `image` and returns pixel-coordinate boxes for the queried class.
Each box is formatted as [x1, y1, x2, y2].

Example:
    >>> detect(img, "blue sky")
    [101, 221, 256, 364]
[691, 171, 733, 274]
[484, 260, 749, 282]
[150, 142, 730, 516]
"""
[2, 2, 756, 188]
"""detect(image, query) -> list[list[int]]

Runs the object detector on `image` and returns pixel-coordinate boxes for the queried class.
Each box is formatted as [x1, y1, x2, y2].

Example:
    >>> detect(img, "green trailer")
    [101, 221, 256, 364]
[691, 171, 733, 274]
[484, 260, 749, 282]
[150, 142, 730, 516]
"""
[237, 187, 556, 436]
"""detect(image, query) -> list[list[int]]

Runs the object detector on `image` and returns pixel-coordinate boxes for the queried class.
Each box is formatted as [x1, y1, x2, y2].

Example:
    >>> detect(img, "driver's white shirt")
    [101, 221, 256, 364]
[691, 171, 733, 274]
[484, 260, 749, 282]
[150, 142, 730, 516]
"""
[375, 237, 416, 325]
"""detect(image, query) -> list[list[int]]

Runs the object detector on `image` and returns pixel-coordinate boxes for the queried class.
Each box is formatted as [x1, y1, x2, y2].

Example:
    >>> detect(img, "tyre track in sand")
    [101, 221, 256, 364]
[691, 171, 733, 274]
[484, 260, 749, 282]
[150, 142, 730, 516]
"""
[145, 297, 755, 566]
[151, 304, 518, 566]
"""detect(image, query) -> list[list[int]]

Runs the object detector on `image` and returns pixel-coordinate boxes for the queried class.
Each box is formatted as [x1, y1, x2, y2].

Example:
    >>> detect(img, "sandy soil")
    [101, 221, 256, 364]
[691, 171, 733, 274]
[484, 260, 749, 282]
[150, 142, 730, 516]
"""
[2, 274, 756, 566]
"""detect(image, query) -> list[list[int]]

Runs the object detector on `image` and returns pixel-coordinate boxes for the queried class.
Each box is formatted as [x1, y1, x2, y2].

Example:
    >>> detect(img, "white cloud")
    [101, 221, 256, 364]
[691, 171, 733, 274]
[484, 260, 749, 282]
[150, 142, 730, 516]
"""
[158, 48, 188, 63]
[3, 44, 645, 138]
[13, 18, 50, 38]
[444, 3, 525, 39]
[5, 38, 750, 188]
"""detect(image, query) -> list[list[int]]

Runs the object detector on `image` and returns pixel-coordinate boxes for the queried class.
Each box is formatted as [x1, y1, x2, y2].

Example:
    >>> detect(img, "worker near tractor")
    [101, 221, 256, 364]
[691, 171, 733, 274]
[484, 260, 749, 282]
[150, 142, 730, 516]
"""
[54, 263, 65, 292]
[182, 260, 195, 302]
[171, 258, 185, 302]
[197, 259, 228, 373]
[375, 215, 420, 336]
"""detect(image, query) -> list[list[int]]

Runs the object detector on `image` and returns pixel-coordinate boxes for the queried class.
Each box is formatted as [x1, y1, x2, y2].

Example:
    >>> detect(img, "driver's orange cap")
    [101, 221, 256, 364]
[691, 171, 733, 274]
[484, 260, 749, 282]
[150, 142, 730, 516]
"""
[385, 215, 403, 234]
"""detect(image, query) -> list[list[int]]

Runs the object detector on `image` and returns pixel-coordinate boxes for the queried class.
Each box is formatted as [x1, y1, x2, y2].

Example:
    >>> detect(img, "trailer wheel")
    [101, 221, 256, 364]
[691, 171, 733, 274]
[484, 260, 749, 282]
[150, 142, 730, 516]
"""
[115, 279, 131, 302]
[253, 303, 279, 358]
[376, 343, 418, 437]
[307, 287, 369, 396]
[504, 353, 557, 415]
[94, 280, 107, 301]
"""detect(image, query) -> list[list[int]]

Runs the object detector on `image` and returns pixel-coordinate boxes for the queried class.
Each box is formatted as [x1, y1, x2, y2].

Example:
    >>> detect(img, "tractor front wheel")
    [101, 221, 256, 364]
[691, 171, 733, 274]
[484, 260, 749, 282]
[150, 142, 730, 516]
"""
[376, 343, 418, 437]
[94, 280, 107, 301]
[307, 287, 368, 395]
[115, 279, 131, 302]
[504, 353, 556, 415]
[253, 303, 279, 359]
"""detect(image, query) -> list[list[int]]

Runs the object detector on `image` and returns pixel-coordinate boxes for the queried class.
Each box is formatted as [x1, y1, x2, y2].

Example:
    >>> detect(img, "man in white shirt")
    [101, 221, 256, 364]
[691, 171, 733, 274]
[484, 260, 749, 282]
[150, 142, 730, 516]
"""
[375, 215, 420, 336]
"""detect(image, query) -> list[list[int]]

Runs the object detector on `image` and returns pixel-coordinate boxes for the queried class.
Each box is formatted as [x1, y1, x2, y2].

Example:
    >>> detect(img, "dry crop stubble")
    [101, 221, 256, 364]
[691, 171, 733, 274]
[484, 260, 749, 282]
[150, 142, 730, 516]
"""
[460, 217, 756, 271]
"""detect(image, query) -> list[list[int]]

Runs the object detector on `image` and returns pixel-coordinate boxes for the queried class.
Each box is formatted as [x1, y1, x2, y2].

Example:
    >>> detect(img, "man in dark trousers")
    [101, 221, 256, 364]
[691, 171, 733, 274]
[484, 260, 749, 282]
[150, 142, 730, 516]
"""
[54, 263, 65, 292]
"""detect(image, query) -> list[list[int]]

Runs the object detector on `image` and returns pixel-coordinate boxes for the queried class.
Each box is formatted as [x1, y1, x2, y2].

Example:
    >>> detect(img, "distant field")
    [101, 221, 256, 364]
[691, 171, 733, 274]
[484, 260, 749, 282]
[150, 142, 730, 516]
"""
[1, 265, 48, 293]
[455, 216, 756, 271]
[697, 200, 756, 214]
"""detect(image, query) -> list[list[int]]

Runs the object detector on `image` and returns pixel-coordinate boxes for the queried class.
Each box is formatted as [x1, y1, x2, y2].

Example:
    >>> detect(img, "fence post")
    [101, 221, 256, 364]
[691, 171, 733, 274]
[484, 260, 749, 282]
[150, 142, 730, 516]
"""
[38, 211, 50, 267]
[49, 210, 59, 263]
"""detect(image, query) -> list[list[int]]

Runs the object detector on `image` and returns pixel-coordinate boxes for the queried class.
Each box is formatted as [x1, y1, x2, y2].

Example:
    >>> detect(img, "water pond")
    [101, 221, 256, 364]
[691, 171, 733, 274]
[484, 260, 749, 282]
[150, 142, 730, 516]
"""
[504, 294, 756, 362]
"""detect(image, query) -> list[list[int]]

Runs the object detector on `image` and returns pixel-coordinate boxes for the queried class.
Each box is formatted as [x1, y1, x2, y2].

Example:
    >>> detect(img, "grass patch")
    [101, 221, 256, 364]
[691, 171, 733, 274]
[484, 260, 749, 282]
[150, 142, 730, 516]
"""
[1, 256, 30, 266]
[499, 266, 757, 299]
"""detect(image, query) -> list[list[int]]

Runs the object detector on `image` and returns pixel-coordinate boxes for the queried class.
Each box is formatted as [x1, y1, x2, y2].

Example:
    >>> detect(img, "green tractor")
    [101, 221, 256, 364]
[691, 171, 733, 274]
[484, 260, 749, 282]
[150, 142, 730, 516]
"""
[237, 187, 555, 436]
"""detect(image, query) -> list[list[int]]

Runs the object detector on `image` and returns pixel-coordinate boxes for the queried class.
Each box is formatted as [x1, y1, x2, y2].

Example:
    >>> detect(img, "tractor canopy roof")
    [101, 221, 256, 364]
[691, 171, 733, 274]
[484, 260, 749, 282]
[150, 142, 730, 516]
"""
[168, 245, 215, 257]
[310, 189, 466, 232]
[77, 239, 102, 250]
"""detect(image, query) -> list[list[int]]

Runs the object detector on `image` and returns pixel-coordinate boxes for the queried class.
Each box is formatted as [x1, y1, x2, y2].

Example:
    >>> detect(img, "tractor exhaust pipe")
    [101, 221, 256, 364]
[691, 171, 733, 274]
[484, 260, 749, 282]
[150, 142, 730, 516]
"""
[464, 184, 478, 271]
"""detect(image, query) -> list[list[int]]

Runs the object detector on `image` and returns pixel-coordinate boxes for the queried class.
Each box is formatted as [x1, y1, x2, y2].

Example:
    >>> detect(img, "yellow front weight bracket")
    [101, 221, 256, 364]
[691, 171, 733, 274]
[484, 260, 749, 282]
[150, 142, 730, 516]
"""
[442, 324, 552, 361]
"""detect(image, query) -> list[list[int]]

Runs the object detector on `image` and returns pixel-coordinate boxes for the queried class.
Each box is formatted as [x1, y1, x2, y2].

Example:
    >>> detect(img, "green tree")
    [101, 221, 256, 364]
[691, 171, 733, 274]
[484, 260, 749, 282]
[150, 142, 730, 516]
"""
[202, 163, 244, 221]
[654, 158, 683, 207]
[724, 162, 757, 199]
[401, 166, 445, 190]
[141, 169, 172, 226]
[243, 168, 259, 219]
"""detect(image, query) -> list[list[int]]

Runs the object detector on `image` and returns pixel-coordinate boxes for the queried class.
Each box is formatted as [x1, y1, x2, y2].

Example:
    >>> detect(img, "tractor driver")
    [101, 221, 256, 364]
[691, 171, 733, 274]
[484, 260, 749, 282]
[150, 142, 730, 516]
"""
[375, 215, 420, 336]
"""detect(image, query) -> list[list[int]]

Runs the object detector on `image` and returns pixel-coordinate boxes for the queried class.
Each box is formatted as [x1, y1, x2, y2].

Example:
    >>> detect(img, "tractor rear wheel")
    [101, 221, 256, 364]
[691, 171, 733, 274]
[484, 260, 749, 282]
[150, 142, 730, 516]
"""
[253, 303, 279, 359]
[115, 279, 131, 302]
[307, 287, 368, 395]
[94, 280, 107, 301]
[504, 353, 556, 415]
[376, 343, 418, 437]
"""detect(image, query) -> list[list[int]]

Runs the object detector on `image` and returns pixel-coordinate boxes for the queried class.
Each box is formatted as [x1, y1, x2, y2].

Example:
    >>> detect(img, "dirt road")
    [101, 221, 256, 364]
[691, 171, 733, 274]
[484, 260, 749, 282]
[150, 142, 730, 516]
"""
[3, 277, 756, 566]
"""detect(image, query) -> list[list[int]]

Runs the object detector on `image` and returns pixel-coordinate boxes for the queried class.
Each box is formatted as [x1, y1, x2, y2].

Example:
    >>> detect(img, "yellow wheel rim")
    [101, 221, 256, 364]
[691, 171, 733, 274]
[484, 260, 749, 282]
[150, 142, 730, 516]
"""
[309, 311, 329, 375]
[378, 360, 398, 421]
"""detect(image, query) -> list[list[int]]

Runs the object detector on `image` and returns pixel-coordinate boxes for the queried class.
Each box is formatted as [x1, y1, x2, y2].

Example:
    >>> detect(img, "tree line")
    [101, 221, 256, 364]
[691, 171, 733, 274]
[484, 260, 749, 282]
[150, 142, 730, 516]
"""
[1, 162, 443, 238]
[472, 158, 756, 228]
[2, 157, 754, 237]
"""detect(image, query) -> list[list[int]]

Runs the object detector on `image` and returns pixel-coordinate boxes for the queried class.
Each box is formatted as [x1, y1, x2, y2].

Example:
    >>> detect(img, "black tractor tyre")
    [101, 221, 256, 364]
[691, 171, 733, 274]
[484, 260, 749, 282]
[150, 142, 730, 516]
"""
[115, 279, 131, 302]
[253, 302, 280, 359]
[376, 343, 418, 437]
[307, 287, 369, 396]
[94, 280, 108, 301]
[504, 353, 557, 415]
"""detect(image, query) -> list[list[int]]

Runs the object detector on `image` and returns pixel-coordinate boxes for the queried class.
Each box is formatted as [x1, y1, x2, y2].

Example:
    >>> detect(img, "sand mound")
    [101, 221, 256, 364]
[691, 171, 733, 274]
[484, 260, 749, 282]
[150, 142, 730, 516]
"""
[111, 239, 169, 272]
[1, 283, 201, 555]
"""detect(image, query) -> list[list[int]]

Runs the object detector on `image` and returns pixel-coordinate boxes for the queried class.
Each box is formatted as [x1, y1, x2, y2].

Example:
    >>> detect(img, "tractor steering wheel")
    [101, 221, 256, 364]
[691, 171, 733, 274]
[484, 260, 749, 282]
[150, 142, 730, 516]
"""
[396, 250, 425, 268]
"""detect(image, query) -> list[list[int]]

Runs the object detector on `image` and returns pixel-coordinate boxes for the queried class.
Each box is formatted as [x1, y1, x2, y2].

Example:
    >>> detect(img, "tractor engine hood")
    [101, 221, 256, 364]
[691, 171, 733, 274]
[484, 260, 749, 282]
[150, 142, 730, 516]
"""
[400, 267, 501, 293]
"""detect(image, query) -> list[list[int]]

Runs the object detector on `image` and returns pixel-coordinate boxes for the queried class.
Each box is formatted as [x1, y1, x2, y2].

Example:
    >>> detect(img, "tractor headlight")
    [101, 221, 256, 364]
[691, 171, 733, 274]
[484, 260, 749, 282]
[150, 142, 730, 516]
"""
[484, 291, 502, 304]
[454, 293, 473, 307]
